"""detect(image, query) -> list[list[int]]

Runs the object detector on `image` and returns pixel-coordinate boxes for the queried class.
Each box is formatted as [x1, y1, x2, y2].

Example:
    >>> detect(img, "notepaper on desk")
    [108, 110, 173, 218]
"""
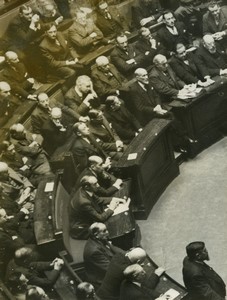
[112, 198, 131, 216]
[158, 288, 180, 300]
[44, 182, 54, 192]
[127, 153, 137, 160]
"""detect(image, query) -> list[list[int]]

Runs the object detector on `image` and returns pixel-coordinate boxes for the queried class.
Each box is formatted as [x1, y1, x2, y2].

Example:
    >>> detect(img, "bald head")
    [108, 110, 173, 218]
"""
[127, 247, 147, 263]
[51, 107, 62, 119]
[0, 162, 9, 173]
[135, 68, 149, 85]
[5, 51, 19, 64]
[153, 54, 168, 71]
[37, 93, 50, 108]
[203, 34, 216, 53]
[0, 81, 11, 98]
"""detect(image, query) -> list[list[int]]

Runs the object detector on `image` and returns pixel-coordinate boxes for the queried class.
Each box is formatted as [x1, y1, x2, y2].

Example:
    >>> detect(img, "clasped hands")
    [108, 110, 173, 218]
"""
[108, 197, 126, 211]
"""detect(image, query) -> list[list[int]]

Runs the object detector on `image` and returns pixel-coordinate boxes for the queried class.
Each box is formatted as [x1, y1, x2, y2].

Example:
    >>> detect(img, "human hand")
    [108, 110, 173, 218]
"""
[116, 140, 123, 151]
[31, 14, 40, 24]
[66, 60, 76, 66]
[220, 68, 227, 76]
[27, 94, 37, 101]
[126, 58, 136, 65]
[112, 178, 123, 189]
[55, 16, 63, 25]
[79, 116, 90, 123]
[27, 78, 35, 84]
[90, 32, 97, 38]
[140, 16, 154, 26]
[112, 197, 126, 205]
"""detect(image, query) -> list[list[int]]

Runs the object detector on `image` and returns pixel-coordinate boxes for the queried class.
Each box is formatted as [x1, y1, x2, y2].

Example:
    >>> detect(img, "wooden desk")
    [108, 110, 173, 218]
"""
[171, 76, 227, 158]
[114, 119, 179, 219]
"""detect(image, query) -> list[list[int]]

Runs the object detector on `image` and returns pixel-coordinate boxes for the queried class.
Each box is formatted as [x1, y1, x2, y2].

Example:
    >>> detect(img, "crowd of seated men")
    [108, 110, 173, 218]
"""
[0, 0, 227, 298]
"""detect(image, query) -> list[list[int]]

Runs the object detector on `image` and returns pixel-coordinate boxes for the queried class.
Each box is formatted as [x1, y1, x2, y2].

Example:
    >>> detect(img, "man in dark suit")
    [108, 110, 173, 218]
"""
[128, 68, 170, 126]
[65, 75, 101, 116]
[39, 23, 78, 79]
[110, 34, 145, 77]
[84, 222, 124, 288]
[68, 175, 122, 239]
[149, 54, 186, 103]
[195, 34, 227, 78]
[203, 2, 227, 46]
[70, 122, 108, 171]
[182, 241, 226, 300]
[91, 56, 126, 98]
[95, 1, 129, 40]
[170, 43, 203, 84]
[41, 107, 72, 155]
[157, 11, 189, 53]
[97, 247, 147, 300]
[104, 95, 142, 144]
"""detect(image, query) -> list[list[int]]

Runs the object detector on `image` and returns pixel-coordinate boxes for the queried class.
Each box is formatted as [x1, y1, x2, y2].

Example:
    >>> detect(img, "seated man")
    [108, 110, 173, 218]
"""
[4, 5, 45, 54]
[120, 264, 165, 300]
[95, 1, 130, 40]
[84, 222, 124, 288]
[169, 43, 207, 84]
[68, 10, 105, 57]
[65, 75, 100, 116]
[128, 68, 170, 126]
[97, 247, 147, 299]
[2, 51, 38, 101]
[68, 175, 123, 239]
[91, 56, 126, 98]
[9, 123, 52, 182]
[195, 34, 227, 78]
[157, 11, 189, 53]
[182, 241, 226, 300]
[135, 27, 169, 66]
[39, 23, 79, 80]
[41, 107, 72, 155]
[149, 54, 186, 104]
[0, 81, 19, 126]
[76, 282, 98, 300]
[110, 34, 144, 77]
[70, 122, 108, 171]
[75, 155, 123, 197]
[31, 92, 86, 134]
[131, 0, 163, 29]
[88, 109, 125, 160]
[0, 161, 34, 206]
[104, 95, 142, 144]
[203, 1, 227, 47]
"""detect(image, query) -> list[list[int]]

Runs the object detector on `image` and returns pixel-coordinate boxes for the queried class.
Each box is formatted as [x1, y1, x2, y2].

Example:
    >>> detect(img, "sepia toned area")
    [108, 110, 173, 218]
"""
[0, 0, 227, 299]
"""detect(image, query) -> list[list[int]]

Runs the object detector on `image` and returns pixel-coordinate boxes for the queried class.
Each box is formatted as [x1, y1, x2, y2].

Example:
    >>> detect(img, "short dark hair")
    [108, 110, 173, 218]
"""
[186, 241, 205, 259]
[19, 5, 32, 14]
[162, 10, 174, 20]
[208, 0, 219, 8]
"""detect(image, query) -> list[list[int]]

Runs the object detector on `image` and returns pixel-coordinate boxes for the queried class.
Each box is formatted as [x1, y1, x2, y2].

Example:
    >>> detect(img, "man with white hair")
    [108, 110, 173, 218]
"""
[41, 107, 72, 155]
[3, 51, 37, 101]
[97, 247, 147, 299]
[69, 10, 104, 56]
[65, 75, 100, 116]
[84, 222, 125, 288]
[91, 55, 125, 97]
[195, 34, 227, 78]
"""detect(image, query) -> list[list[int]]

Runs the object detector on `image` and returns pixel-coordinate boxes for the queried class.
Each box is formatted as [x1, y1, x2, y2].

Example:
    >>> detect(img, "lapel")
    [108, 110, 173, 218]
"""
[8, 167, 24, 185]
[218, 10, 227, 31]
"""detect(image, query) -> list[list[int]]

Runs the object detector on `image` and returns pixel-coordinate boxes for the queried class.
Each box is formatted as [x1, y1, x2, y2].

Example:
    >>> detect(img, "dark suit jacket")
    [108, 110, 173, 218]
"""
[84, 237, 124, 286]
[91, 64, 125, 97]
[149, 66, 185, 103]
[68, 187, 113, 239]
[203, 6, 227, 35]
[183, 256, 226, 300]
[195, 45, 227, 77]
[157, 22, 189, 52]
[68, 19, 104, 55]
[39, 32, 72, 69]
[2, 62, 32, 98]
[70, 135, 107, 171]
[128, 81, 161, 126]
[110, 44, 144, 77]
[169, 52, 202, 84]
[104, 101, 141, 143]
[95, 7, 129, 39]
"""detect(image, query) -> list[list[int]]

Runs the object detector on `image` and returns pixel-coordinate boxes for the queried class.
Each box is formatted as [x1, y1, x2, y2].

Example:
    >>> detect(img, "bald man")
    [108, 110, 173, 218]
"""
[195, 34, 227, 78]
[3, 51, 37, 100]
[91, 56, 125, 97]
[97, 247, 147, 299]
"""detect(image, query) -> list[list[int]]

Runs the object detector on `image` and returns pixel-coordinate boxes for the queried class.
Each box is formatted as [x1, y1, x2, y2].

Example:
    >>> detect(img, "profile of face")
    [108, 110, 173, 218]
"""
[78, 123, 90, 136]
[141, 27, 152, 40]
[107, 96, 121, 111]
[21, 7, 33, 22]
[176, 45, 187, 60]
[27, 286, 49, 300]
[134, 266, 146, 282]
[38, 94, 50, 109]
[51, 110, 62, 124]
[92, 161, 104, 174]
[98, 2, 109, 15]
[6, 52, 19, 64]
[76, 12, 87, 26]
[196, 246, 210, 261]
[46, 25, 57, 40]
[96, 223, 109, 241]
[12, 124, 26, 140]
[97, 57, 110, 72]
[78, 80, 91, 94]
[0, 82, 11, 99]
[136, 69, 149, 85]
[0, 209, 8, 225]
[209, 4, 220, 18]
[156, 56, 168, 72]
[87, 176, 100, 192]
[117, 35, 128, 51]
[163, 12, 176, 27]
[0, 163, 9, 182]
